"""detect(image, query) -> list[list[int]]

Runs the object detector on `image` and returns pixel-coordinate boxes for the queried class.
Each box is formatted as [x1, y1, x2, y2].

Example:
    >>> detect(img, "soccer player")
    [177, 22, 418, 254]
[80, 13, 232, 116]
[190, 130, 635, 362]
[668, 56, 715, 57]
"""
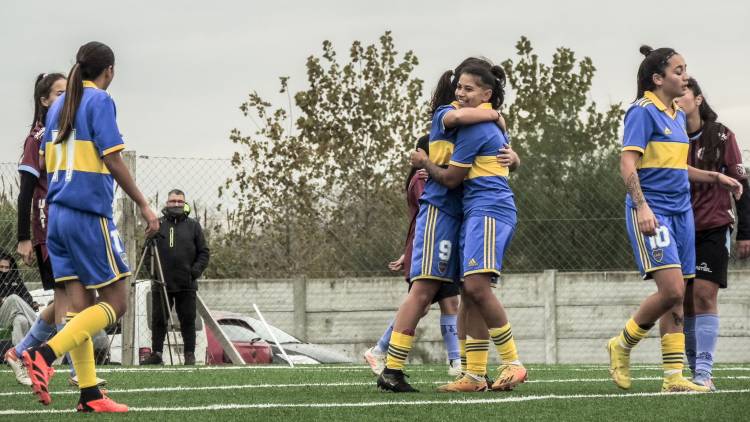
[677, 77, 750, 391]
[7, 73, 66, 386]
[607, 45, 741, 393]
[410, 60, 527, 392]
[364, 135, 462, 377]
[376, 59, 506, 393]
[22, 41, 159, 412]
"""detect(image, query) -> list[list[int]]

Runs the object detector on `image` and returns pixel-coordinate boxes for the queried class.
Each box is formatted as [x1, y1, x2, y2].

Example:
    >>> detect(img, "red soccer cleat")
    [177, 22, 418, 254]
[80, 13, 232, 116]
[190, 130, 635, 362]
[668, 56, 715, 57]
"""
[21, 348, 55, 405]
[77, 395, 129, 413]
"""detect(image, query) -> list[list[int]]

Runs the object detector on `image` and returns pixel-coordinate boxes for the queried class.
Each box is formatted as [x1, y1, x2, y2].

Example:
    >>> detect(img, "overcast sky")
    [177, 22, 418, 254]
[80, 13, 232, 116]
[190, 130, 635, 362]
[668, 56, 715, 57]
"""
[2, 1, 749, 161]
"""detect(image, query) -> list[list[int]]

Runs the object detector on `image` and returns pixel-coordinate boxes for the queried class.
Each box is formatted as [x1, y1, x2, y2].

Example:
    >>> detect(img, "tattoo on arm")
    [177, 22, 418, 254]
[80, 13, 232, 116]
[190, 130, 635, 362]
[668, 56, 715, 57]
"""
[626, 172, 646, 209]
[671, 312, 684, 327]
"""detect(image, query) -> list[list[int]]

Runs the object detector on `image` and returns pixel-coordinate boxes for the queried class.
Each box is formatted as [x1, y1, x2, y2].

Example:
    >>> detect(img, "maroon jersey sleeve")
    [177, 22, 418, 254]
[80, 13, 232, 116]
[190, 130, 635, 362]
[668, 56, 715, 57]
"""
[723, 128, 746, 181]
[18, 132, 43, 178]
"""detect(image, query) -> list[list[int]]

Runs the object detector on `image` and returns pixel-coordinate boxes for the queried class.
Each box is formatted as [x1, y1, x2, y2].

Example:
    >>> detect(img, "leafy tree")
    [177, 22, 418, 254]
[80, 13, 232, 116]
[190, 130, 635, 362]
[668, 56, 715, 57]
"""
[218, 31, 426, 277]
[500, 36, 628, 271]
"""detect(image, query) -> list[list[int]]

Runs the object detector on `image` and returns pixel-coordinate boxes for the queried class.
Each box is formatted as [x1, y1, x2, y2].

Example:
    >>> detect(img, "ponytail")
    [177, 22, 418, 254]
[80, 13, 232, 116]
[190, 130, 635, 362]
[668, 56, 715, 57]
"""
[54, 41, 115, 144]
[430, 70, 455, 116]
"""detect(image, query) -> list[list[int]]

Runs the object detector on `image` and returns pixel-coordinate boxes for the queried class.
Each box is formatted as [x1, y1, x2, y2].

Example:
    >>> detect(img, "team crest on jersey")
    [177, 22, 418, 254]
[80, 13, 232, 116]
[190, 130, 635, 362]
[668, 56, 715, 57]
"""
[651, 248, 664, 263]
[438, 260, 448, 274]
[468, 258, 478, 267]
[664, 127, 672, 135]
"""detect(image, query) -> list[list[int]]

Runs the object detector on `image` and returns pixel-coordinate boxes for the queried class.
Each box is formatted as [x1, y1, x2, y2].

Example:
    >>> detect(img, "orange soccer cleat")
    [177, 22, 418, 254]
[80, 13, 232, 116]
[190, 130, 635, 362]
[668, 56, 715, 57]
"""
[22, 348, 55, 405]
[77, 394, 129, 413]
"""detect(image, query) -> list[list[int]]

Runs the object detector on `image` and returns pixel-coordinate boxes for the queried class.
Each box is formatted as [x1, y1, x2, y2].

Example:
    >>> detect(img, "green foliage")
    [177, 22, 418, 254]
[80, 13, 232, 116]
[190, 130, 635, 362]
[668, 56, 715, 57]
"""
[216, 31, 426, 278]
[501, 36, 629, 271]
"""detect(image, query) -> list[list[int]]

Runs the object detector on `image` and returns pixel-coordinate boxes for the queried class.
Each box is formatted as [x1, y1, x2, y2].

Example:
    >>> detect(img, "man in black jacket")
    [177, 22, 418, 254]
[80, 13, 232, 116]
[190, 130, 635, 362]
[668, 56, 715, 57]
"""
[143, 190, 209, 365]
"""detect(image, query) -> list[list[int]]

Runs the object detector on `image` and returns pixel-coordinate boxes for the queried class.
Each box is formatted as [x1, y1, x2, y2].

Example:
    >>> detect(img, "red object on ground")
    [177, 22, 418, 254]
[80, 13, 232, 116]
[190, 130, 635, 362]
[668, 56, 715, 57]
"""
[205, 324, 272, 364]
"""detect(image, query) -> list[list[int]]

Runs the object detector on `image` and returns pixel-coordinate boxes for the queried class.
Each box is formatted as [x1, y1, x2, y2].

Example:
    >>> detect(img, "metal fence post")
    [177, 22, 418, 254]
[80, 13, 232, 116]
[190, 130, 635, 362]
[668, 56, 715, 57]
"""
[293, 277, 307, 341]
[543, 269, 558, 364]
[119, 150, 137, 365]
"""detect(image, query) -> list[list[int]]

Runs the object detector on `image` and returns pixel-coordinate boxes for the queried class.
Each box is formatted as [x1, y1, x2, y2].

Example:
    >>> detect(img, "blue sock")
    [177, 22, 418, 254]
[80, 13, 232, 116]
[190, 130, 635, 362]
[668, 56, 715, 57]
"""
[56, 323, 77, 377]
[695, 314, 719, 376]
[14, 318, 56, 356]
[440, 314, 460, 361]
[376, 321, 394, 353]
[684, 316, 696, 374]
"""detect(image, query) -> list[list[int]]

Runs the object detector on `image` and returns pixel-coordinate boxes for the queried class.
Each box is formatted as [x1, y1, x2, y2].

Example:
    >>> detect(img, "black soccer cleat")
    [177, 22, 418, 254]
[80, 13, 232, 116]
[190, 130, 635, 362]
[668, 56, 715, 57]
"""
[377, 368, 419, 393]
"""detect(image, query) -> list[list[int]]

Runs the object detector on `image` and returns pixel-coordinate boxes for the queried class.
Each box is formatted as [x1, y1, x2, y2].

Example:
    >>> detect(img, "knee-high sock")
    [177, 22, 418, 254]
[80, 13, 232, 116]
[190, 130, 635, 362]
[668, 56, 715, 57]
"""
[376, 320, 394, 353]
[695, 314, 719, 376]
[459, 339, 466, 372]
[47, 303, 116, 358]
[14, 318, 55, 356]
[385, 331, 413, 371]
[62, 312, 78, 376]
[618, 318, 650, 351]
[489, 323, 520, 364]
[69, 337, 96, 389]
[465, 337, 489, 377]
[661, 333, 685, 376]
[684, 316, 696, 373]
[440, 315, 460, 361]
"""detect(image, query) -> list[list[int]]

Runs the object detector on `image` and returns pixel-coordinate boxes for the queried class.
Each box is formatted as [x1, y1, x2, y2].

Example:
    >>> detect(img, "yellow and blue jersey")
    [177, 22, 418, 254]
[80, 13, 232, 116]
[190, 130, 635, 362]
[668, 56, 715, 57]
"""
[41, 81, 125, 219]
[449, 108, 516, 227]
[420, 103, 463, 218]
[622, 90, 690, 215]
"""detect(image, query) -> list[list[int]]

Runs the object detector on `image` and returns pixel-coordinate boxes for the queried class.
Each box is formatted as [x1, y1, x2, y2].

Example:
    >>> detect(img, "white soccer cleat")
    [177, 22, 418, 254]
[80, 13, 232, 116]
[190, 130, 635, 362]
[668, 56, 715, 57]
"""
[5, 348, 31, 386]
[448, 358, 462, 377]
[68, 375, 108, 387]
[363, 346, 386, 376]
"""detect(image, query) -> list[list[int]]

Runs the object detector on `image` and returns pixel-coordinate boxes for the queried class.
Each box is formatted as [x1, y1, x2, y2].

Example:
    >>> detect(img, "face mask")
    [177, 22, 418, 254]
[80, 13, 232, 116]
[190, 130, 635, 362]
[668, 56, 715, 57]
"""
[165, 206, 184, 217]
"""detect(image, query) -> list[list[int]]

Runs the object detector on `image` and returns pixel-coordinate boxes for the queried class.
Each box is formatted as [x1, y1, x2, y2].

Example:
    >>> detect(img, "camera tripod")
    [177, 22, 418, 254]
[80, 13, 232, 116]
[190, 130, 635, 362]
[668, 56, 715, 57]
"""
[131, 234, 182, 365]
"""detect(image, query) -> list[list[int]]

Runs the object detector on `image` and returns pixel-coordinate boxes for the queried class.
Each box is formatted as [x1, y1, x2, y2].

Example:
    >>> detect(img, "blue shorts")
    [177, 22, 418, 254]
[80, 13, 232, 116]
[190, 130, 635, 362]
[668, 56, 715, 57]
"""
[625, 207, 695, 280]
[409, 203, 461, 283]
[461, 215, 514, 278]
[47, 204, 131, 289]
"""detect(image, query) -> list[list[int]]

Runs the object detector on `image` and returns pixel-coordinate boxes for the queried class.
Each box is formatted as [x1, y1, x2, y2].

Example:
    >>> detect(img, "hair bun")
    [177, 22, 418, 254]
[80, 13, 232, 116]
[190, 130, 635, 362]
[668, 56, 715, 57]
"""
[639, 45, 654, 57]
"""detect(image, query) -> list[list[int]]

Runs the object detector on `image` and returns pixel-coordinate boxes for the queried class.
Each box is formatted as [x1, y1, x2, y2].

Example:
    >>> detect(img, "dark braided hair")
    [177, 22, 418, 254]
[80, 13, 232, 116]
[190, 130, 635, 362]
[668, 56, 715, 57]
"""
[687, 77, 725, 170]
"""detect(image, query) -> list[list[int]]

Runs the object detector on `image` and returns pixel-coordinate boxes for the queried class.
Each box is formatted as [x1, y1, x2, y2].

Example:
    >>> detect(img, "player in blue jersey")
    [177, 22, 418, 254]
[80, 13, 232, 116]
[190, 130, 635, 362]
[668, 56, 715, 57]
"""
[376, 58, 507, 393]
[22, 41, 159, 413]
[411, 59, 527, 393]
[607, 45, 741, 393]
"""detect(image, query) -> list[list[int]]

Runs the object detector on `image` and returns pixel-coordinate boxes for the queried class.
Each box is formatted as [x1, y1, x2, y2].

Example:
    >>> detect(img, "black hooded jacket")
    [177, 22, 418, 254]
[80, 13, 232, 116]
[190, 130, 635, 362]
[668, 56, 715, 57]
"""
[147, 208, 210, 292]
[0, 252, 34, 306]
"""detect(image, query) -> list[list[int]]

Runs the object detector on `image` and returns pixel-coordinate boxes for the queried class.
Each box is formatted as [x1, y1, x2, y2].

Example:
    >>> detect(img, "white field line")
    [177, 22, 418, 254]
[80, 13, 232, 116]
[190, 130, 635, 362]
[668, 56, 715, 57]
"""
[1, 376, 749, 397]
[1, 389, 749, 415]
[1, 364, 748, 374]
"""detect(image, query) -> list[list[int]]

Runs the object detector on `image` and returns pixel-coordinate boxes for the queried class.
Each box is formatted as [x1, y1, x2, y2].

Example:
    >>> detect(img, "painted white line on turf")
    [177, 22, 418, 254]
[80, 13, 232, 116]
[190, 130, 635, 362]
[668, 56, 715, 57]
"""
[2, 376, 749, 397]
[1, 389, 749, 415]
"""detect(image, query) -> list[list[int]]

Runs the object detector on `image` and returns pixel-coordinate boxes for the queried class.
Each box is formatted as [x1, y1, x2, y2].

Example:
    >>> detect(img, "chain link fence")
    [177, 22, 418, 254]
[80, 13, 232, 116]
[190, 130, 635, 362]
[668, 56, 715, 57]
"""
[2, 152, 750, 365]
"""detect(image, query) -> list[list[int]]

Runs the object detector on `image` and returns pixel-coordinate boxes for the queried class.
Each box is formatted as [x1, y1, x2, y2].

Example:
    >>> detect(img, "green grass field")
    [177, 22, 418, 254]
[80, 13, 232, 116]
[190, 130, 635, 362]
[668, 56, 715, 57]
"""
[1, 363, 749, 421]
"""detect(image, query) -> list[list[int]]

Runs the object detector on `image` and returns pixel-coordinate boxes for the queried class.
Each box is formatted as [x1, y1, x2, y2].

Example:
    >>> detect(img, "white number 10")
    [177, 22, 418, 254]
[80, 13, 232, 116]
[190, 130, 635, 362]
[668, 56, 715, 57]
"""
[648, 226, 670, 249]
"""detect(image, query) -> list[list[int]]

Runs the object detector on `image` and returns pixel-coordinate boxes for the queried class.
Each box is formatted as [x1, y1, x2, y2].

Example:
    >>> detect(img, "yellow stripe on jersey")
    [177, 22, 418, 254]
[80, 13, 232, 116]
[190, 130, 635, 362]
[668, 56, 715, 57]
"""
[45, 140, 110, 174]
[639, 141, 689, 170]
[643, 91, 680, 120]
[429, 141, 454, 166]
[623, 146, 645, 154]
[465, 156, 509, 179]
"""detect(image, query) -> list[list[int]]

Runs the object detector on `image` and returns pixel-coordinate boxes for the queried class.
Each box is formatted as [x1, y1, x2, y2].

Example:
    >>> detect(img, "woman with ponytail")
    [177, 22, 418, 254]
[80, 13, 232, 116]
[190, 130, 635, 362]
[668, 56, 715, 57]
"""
[607, 46, 741, 393]
[677, 77, 750, 390]
[375, 58, 514, 394]
[21, 41, 159, 413]
[7, 73, 67, 387]
[410, 59, 527, 393]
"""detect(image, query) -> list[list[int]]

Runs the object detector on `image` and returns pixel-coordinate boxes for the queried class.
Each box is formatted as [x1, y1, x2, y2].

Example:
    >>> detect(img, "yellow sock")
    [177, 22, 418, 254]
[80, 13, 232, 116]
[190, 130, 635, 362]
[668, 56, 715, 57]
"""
[385, 331, 414, 371]
[465, 337, 489, 376]
[459, 339, 466, 372]
[489, 323, 519, 363]
[662, 333, 685, 376]
[65, 312, 76, 323]
[618, 318, 649, 350]
[69, 338, 96, 388]
[47, 303, 116, 357]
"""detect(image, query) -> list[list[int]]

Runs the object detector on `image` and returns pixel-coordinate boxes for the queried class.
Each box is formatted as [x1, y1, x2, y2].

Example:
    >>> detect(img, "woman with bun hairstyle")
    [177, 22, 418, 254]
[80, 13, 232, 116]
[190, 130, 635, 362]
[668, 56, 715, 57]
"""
[410, 58, 527, 393]
[677, 77, 750, 391]
[22, 41, 159, 413]
[607, 45, 741, 393]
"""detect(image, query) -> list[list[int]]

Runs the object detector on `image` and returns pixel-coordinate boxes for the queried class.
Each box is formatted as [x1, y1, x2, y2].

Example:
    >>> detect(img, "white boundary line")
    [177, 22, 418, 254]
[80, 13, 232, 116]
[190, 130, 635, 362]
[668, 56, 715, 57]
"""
[2, 376, 749, 397]
[1, 389, 749, 415]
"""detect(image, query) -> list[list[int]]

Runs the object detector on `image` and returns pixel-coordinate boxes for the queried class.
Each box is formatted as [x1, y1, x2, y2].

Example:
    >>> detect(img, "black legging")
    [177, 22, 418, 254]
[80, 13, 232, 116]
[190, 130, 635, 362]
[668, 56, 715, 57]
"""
[151, 289, 197, 354]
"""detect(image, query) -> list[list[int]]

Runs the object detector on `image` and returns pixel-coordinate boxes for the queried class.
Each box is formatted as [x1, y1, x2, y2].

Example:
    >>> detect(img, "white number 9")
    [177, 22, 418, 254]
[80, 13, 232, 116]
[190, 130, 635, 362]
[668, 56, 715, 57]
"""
[438, 240, 452, 261]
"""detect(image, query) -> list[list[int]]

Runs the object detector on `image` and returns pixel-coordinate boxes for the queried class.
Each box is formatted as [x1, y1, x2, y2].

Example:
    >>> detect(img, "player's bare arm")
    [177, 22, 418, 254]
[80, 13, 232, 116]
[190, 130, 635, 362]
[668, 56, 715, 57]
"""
[103, 152, 160, 236]
[497, 145, 520, 171]
[687, 165, 743, 199]
[410, 148, 468, 189]
[442, 108, 503, 129]
[621, 150, 657, 236]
